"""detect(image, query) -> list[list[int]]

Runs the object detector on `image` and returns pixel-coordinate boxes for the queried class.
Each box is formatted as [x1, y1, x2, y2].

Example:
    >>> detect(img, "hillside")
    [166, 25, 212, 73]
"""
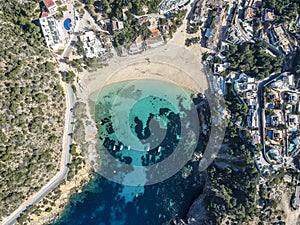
[0, 0, 65, 219]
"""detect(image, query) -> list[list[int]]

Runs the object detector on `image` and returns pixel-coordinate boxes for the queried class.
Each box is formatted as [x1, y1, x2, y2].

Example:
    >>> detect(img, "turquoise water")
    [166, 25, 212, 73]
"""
[50, 80, 204, 225]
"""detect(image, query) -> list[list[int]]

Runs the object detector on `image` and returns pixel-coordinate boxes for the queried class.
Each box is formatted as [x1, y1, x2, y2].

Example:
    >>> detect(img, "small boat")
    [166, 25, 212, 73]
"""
[120, 145, 123, 150]
[128, 146, 131, 150]
[113, 146, 116, 151]
[158, 146, 161, 153]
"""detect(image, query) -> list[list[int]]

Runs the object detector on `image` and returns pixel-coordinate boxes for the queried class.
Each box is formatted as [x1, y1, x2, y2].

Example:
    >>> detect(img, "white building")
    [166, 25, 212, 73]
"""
[145, 36, 164, 49]
[81, 31, 106, 58]
[159, 0, 190, 14]
[213, 63, 229, 75]
[271, 79, 284, 89]
[39, 15, 66, 50]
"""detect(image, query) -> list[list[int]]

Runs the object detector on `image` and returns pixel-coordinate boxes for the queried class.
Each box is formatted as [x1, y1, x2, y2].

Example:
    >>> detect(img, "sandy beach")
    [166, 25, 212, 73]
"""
[78, 42, 209, 98]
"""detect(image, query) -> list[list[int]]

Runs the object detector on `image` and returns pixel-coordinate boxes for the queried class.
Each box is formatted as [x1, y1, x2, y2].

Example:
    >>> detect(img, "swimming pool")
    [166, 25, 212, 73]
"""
[64, 18, 72, 30]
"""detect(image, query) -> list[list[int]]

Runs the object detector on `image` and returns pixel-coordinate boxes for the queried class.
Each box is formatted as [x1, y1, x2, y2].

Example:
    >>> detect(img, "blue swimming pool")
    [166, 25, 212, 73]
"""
[64, 18, 72, 30]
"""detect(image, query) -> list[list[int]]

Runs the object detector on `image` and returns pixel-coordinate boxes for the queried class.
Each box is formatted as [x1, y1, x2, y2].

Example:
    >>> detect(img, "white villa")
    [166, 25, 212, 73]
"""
[80, 31, 106, 58]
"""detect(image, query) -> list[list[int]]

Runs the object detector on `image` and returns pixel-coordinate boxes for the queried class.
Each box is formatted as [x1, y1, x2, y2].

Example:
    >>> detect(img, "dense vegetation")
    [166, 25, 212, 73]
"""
[262, 0, 300, 23]
[83, 0, 187, 47]
[113, 22, 152, 47]
[292, 48, 300, 77]
[84, 0, 163, 17]
[204, 85, 260, 224]
[0, 0, 65, 218]
[221, 41, 283, 80]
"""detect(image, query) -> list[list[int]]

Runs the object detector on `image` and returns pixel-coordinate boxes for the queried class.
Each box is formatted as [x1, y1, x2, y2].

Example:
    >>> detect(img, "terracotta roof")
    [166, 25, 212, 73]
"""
[43, 0, 55, 8]
[150, 28, 160, 37]
[136, 35, 143, 44]
[139, 17, 145, 25]
[112, 21, 117, 30]
[41, 11, 49, 18]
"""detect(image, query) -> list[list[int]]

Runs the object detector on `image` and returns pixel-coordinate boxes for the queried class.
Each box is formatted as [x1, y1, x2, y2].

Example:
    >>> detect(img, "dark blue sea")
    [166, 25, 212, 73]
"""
[50, 80, 204, 225]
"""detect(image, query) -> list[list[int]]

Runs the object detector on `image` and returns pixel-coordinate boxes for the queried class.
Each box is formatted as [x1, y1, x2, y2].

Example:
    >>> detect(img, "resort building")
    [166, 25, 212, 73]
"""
[39, 15, 66, 50]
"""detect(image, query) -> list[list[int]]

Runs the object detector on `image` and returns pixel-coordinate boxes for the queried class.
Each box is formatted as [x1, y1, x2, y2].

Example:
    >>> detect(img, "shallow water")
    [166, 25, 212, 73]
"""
[50, 80, 204, 225]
